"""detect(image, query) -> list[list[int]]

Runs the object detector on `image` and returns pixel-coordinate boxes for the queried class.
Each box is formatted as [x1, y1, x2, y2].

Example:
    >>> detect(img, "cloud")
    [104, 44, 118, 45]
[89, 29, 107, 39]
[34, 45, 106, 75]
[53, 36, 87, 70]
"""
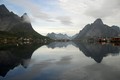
[59, 0, 120, 28]
[56, 16, 73, 25]
[9, 0, 53, 21]
[59, 0, 95, 15]
[85, 0, 120, 18]
[59, 0, 120, 18]
[21, 13, 31, 23]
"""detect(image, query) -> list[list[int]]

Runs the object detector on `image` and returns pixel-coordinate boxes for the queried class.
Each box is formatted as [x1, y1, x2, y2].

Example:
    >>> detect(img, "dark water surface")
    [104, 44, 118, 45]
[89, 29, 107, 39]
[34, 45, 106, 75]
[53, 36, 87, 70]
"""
[0, 42, 120, 80]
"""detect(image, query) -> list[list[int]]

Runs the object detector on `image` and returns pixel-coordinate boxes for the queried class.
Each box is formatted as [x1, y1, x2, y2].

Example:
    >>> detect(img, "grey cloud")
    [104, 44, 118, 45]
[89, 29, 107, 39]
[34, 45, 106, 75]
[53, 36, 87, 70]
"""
[8, 0, 54, 22]
[31, 10, 52, 21]
[85, 0, 120, 18]
[56, 16, 73, 25]
[22, 13, 31, 23]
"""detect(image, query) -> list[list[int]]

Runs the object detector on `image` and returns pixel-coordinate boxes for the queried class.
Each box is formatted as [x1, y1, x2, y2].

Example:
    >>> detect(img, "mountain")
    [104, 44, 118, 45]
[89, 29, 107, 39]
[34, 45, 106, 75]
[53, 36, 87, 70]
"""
[75, 18, 120, 40]
[71, 33, 78, 39]
[47, 32, 70, 40]
[111, 25, 120, 35]
[0, 4, 49, 39]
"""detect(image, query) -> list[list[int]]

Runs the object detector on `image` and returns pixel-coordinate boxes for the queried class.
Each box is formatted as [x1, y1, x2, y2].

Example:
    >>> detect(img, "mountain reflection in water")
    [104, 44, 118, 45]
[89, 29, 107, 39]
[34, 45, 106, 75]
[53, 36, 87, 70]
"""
[47, 41, 120, 63]
[0, 43, 44, 77]
[74, 42, 120, 63]
[0, 41, 120, 80]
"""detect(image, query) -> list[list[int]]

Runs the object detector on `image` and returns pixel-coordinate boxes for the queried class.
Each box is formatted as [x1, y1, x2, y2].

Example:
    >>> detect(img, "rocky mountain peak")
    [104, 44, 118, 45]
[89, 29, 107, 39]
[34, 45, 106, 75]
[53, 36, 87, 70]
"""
[0, 4, 9, 14]
[74, 18, 119, 39]
[47, 33, 71, 40]
[93, 18, 103, 25]
[21, 13, 30, 23]
[23, 13, 27, 16]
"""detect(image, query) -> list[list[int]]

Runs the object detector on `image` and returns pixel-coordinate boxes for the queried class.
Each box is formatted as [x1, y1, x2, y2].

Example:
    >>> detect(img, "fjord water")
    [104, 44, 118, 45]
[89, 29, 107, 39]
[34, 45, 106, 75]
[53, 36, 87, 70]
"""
[0, 42, 120, 80]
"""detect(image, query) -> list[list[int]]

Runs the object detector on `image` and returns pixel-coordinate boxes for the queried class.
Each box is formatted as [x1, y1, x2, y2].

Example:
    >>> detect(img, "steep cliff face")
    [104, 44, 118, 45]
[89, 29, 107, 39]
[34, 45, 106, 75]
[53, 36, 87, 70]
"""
[75, 18, 120, 39]
[0, 4, 47, 39]
[111, 25, 120, 34]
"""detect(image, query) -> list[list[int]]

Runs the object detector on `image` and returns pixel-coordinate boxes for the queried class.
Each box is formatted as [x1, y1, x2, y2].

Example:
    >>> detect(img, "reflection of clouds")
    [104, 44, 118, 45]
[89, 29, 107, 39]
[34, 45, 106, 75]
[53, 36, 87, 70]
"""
[9, 56, 72, 80]
[84, 63, 120, 80]
[9, 60, 53, 80]
[60, 63, 120, 80]
[56, 56, 72, 65]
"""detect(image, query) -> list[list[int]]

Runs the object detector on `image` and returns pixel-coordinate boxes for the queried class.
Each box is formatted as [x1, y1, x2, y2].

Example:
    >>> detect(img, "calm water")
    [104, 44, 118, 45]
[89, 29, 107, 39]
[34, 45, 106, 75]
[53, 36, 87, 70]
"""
[0, 42, 120, 80]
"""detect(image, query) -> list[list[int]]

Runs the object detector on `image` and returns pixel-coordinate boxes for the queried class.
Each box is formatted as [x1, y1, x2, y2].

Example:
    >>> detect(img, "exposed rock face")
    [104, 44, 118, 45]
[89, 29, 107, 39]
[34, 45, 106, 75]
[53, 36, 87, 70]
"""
[111, 25, 120, 34]
[0, 4, 20, 31]
[47, 32, 70, 40]
[75, 18, 120, 39]
[0, 4, 46, 38]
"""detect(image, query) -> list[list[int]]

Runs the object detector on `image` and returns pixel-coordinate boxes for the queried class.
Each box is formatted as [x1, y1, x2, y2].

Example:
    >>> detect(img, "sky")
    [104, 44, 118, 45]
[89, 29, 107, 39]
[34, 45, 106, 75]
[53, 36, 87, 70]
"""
[1, 0, 120, 36]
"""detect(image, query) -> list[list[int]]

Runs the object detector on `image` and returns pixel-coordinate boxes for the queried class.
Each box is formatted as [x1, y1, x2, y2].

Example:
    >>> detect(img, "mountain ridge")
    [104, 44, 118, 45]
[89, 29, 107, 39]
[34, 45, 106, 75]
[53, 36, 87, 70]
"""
[75, 18, 120, 40]
[0, 4, 49, 40]
[47, 32, 71, 40]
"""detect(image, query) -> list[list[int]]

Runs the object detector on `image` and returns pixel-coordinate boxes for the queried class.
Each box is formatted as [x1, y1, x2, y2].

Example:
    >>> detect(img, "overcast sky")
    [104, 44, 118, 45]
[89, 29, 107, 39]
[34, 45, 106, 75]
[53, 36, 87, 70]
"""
[1, 0, 120, 36]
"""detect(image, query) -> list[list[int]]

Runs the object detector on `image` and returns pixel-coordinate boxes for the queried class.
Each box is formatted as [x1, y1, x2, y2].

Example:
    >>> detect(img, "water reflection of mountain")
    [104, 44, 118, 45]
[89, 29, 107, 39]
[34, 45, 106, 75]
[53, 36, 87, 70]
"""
[0, 43, 44, 77]
[1, 42, 120, 77]
[47, 41, 120, 63]
[47, 42, 76, 49]
[74, 42, 120, 63]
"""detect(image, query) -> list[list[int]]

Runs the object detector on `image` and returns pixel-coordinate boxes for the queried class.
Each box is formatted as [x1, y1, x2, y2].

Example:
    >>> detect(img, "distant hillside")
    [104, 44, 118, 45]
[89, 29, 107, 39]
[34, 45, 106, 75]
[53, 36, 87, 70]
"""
[47, 32, 71, 40]
[71, 33, 78, 39]
[0, 4, 49, 40]
[75, 18, 120, 40]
